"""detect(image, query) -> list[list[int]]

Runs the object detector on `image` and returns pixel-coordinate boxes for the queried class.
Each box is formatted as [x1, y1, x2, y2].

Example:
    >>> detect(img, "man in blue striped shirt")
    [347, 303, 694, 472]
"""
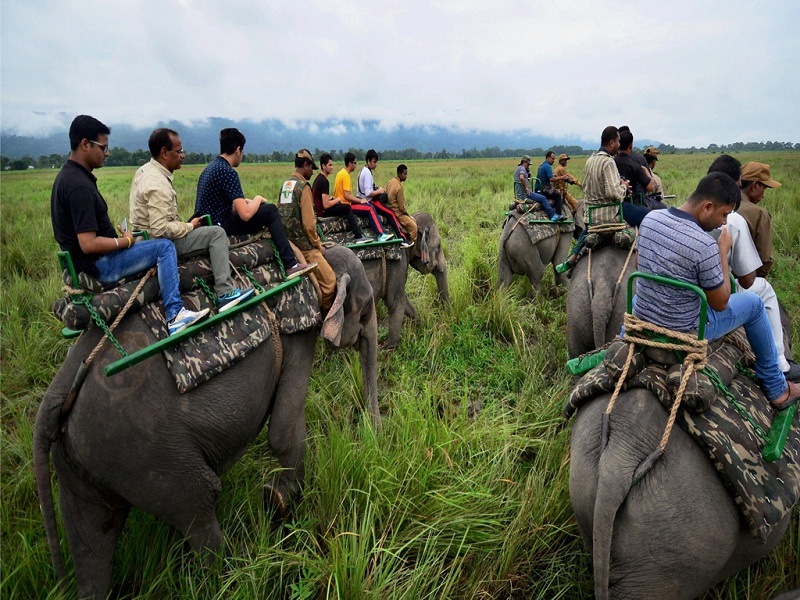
[634, 172, 798, 410]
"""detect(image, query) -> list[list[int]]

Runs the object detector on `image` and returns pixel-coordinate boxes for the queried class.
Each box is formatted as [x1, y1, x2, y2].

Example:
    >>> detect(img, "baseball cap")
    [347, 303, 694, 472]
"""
[644, 146, 659, 161]
[740, 162, 781, 188]
[558, 153, 570, 161]
[521, 155, 532, 163]
[296, 149, 318, 170]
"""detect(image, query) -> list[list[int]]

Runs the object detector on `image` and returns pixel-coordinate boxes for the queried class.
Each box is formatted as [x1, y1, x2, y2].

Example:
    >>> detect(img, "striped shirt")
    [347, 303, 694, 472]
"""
[635, 207, 723, 332]
[583, 150, 627, 205]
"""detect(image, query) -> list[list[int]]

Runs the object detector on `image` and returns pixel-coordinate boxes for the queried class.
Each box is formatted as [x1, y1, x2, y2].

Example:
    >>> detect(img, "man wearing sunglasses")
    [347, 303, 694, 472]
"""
[51, 115, 208, 336]
[130, 128, 253, 313]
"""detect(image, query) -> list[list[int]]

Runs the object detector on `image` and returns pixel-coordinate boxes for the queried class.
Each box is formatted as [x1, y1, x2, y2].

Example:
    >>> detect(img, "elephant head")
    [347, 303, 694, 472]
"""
[410, 212, 450, 305]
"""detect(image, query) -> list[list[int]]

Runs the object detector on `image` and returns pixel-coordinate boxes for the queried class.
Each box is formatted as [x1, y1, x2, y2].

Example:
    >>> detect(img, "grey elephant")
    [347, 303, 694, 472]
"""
[497, 206, 574, 296]
[569, 387, 793, 600]
[359, 212, 449, 348]
[566, 244, 637, 358]
[34, 245, 377, 599]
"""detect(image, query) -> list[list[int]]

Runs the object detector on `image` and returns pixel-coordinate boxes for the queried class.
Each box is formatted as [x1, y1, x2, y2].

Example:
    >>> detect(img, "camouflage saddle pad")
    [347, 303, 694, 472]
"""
[564, 334, 800, 543]
[317, 215, 403, 261]
[504, 203, 574, 246]
[55, 239, 321, 394]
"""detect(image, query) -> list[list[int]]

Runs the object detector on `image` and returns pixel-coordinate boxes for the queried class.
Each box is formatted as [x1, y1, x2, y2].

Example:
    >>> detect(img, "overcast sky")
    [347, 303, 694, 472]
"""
[2, 1, 798, 147]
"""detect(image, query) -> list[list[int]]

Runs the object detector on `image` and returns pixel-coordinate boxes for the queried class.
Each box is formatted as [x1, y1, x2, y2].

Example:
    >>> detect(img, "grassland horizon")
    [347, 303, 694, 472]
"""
[1, 153, 798, 599]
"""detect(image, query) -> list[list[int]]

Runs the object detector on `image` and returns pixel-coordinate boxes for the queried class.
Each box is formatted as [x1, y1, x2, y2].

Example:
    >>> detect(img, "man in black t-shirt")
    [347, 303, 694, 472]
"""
[311, 153, 370, 244]
[51, 115, 207, 335]
[614, 126, 655, 204]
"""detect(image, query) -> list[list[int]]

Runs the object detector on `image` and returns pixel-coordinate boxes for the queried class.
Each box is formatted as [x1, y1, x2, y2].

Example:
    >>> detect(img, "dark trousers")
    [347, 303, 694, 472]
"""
[223, 203, 297, 269]
[620, 201, 650, 227]
[321, 203, 365, 238]
[539, 187, 565, 215]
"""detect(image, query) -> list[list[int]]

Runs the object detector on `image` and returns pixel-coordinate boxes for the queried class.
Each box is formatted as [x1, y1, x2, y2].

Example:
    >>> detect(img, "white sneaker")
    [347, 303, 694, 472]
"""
[168, 307, 210, 336]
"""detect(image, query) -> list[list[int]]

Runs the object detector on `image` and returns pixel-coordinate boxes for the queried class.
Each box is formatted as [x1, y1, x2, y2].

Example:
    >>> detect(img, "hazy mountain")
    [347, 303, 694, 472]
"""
[0, 118, 663, 159]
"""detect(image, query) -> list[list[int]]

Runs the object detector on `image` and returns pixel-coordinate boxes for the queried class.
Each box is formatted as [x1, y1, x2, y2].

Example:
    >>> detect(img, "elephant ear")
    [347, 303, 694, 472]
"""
[321, 273, 351, 347]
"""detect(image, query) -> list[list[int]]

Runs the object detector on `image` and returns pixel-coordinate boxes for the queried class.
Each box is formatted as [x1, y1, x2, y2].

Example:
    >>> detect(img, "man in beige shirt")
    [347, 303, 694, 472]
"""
[385, 164, 417, 244]
[738, 161, 781, 278]
[130, 128, 253, 312]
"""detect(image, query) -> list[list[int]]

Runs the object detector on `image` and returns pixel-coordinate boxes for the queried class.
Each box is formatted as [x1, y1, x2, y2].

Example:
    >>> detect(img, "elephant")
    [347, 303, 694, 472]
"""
[569, 387, 793, 600]
[358, 212, 449, 348]
[34, 244, 377, 599]
[497, 205, 574, 296]
[566, 244, 637, 358]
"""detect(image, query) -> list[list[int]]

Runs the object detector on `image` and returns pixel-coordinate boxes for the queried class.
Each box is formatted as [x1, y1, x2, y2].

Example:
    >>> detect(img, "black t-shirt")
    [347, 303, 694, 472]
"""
[51, 160, 116, 276]
[614, 153, 651, 197]
[311, 173, 329, 215]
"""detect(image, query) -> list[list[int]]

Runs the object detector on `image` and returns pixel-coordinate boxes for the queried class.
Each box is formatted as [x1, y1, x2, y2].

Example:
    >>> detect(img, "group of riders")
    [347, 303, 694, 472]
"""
[516, 124, 799, 411]
[51, 115, 418, 335]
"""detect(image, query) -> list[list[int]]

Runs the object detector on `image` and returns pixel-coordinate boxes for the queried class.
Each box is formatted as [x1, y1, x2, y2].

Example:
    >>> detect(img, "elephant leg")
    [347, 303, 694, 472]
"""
[404, 297, 418, 320]
[268, 332, 315, 494]
[54, 454, 130, 600]
[385, 294, 407, 349]
[156, 464, 223, 554]
[498, 250, 513, 288]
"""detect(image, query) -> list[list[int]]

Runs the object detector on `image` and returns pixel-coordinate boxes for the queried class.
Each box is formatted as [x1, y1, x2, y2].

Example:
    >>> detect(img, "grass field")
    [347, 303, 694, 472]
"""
[1, 153, 799, 599]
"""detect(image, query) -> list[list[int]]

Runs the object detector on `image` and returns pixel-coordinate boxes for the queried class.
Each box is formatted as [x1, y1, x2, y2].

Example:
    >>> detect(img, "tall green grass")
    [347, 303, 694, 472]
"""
[1, 154, 798, 598]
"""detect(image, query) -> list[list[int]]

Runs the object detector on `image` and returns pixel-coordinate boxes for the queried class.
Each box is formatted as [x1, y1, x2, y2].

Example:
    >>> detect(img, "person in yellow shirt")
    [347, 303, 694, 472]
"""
[333, 152, 393, 242]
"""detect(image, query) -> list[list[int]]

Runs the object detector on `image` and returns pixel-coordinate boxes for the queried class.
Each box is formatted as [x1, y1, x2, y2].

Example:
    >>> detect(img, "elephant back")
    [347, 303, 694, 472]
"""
[565, 333, 800, 543]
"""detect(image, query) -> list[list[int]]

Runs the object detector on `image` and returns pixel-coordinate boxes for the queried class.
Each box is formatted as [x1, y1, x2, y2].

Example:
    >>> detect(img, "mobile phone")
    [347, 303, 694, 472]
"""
[121, 217, 128, 231]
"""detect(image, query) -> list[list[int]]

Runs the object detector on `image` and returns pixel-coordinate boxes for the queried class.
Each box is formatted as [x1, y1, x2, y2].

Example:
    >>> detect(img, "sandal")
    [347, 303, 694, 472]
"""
[771, 380, 800, 411]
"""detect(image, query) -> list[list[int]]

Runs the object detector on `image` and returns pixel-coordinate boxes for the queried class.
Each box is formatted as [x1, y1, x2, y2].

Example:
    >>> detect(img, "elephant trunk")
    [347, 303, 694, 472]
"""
[592, 436, 637, 600]
[359, 298, 381, 429]
[33, 392, 69, 586]
[433, 254, 450, 304]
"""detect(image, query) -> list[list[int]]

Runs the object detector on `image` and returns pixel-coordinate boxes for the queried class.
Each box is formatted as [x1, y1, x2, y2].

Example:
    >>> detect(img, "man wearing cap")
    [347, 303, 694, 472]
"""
[513, 155, 564, 221]
[535, 151, 568, 215]
[278, 149, 335, 311]
[384, 164, 418, 244]
[643, 146, 664, 196]
[552, 153, 582, 214]
[738, 162, 781, 278]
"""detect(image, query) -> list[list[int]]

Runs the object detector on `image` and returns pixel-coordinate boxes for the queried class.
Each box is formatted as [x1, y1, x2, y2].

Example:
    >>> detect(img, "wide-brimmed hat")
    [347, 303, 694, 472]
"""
[644, 146, 659, 161]
[558, 153, 570, 161]
[296, 149, 318, 170]
[740, 162, 781, 188]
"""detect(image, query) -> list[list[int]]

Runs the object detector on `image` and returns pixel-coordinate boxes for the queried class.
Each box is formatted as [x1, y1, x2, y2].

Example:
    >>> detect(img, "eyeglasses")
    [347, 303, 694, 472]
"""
[88, 140, 110, 153]
[173, 148, 186, 156]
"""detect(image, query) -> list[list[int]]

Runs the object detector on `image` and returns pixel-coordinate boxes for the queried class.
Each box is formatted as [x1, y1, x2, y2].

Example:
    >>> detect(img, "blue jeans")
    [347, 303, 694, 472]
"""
[705, 291, 786, 402]
[94, 239, 183, 322]
[521, 191, 557, 218]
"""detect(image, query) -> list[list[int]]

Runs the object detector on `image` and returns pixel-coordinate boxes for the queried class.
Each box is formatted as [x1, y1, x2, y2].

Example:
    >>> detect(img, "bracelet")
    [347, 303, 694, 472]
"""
[114, 237, 119, 248]
[127, 237, 132, 248]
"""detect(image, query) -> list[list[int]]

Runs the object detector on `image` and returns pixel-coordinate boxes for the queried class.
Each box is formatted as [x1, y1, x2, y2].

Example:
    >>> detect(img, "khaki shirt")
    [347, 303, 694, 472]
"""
[129, 158, 193, 239]
[297, 173, 323, 251]
[385, 176, 408, 215]
[736, 192, 773, 277]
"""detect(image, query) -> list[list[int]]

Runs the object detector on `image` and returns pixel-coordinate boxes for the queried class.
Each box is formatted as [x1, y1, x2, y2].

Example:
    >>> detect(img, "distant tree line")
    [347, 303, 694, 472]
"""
[2, 140, 798, 171]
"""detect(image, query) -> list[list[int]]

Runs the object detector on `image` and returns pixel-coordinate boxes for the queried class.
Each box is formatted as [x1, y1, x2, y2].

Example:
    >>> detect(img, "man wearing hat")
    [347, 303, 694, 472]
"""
[643, 146, 664, 197]
[514, 155, 564, 221]
[552, 153, 582, 213]
[738, 162, 781, 278]
[278, 149, 335, 310]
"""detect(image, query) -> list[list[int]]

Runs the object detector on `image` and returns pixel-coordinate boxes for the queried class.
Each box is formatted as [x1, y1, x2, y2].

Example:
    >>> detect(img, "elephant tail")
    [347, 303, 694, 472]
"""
[33, 390, 68, 584]
[591, 439, 636, 600]
[591, 285, 612, 350]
